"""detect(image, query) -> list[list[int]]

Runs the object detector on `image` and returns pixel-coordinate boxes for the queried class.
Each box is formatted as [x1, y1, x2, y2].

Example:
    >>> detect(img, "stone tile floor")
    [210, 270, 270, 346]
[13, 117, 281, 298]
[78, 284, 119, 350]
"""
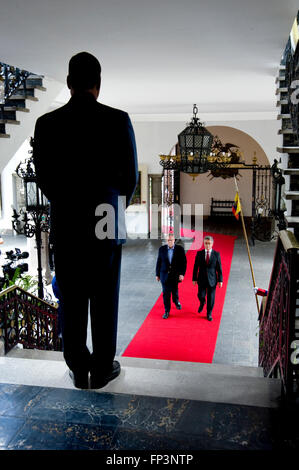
[0, 222, 277, 367]
[1, 225, 298, 454]
[0, 382, 287, 451]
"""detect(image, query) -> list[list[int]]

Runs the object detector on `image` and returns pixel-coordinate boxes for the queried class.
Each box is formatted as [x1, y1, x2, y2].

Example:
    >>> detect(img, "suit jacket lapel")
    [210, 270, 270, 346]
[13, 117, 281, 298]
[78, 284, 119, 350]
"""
[172, 245, 178, 263]
[164, 245, 170, 267]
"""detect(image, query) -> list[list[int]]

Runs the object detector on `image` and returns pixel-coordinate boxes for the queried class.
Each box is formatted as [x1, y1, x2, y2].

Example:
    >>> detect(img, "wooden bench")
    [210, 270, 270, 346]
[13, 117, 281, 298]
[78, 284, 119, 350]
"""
[210, 198, 234, 217]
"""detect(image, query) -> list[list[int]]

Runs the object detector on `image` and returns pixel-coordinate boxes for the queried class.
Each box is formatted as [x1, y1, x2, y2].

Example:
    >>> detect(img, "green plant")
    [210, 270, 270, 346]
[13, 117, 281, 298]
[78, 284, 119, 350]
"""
[1, 267, 38, 295]
[16, 273, 39, 295]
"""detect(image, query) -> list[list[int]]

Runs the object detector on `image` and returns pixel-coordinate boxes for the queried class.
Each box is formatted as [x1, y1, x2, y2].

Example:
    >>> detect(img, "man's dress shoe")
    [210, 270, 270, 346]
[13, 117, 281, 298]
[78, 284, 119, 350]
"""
[175, 302, 182, 310]
[69, 370, 89, 389]
[162, 311, 169, 319]
[207, 313, 213, 321]
[90, 360, 121, 389]
[198, 305, 204, 313]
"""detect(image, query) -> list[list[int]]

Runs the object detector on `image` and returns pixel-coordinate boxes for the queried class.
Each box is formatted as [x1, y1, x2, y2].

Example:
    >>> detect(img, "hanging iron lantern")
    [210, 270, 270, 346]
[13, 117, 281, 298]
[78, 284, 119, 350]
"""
[178, 104, 214, 174]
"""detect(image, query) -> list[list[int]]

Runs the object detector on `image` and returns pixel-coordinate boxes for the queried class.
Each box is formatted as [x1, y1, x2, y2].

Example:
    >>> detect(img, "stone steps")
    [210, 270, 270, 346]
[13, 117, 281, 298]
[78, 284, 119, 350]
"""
[276, 87, 288, 94]
[0, 350, 281, 409]
[285, 215, 299, 227]
[3, 105, 30, 113]
[0, 119, 20, 125]
[0, 74, 45, 140]
[284, 190, 299, 200]
[276, 99, 288, 106]
[6, 348, 265, 377]
[276, 76, 286, 83]
[8, 94, 38, 102]
[283, 168, 299, 175]
[278, 128, 294, 134]
[19, 84, 47, 92]
[277, 146, 299, 154]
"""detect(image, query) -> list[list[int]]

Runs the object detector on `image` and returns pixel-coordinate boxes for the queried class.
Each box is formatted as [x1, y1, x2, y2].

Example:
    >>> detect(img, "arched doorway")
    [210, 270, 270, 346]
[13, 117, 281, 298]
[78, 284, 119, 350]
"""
[160, 126, 277, 240]
[180, 126, 270, 218]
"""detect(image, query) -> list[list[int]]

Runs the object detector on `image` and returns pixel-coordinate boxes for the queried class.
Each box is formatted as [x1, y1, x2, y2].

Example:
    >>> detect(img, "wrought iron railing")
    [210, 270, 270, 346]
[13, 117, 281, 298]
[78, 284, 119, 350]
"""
[259, 230, 299, 399]
[0, 62, 30, 102]
[0, 285, 62, 354]
[0, 61, 41, 122]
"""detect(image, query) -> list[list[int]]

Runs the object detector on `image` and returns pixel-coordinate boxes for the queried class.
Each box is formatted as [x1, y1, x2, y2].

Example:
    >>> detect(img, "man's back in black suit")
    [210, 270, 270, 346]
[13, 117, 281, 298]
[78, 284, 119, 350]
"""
[34, 90, 137, 245]
[33, 52, 138, 388]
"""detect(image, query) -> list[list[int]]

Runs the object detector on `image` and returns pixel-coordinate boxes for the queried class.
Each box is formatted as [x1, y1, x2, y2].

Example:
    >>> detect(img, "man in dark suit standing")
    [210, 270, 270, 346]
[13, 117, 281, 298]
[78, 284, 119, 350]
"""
[192, 235, 223, 321]
[156, 233, 187, 319]
[33, 52, 138, 389]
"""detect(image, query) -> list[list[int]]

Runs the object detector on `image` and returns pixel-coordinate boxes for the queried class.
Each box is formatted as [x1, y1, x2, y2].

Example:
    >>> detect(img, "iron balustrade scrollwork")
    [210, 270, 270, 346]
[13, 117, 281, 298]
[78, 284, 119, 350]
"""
[0, 62, 30, 121]
[251, 164, 279, 242]
[13, 140, 50, 299]
[0, 62, 30, 101]
[284, 35, 299, 146]
[0, 285, 62, 354]
[159, 157, 278, 241]
[259, 230, 299, 399]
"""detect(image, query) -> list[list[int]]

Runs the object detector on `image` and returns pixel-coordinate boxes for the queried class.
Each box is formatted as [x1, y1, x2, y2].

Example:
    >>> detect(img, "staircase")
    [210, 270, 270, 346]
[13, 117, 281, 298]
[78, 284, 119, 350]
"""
[2, 348, 281, 408]
[0, 67, 46, 140]
[276, 44, 299, 239]
[0, 62, 65, 174]
[0, 77, 46, 136]
[0, 347, 293, 451]
[0, 62, 64, 231]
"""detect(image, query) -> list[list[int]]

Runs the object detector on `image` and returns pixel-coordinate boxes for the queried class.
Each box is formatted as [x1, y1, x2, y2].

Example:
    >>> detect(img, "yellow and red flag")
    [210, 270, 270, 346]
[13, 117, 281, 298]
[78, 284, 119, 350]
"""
[232, 192, 241, 220]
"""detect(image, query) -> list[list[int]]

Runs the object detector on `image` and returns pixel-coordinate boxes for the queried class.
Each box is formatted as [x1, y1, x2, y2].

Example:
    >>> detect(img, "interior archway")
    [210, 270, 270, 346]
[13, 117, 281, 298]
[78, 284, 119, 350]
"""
[179, 125, 270, 217]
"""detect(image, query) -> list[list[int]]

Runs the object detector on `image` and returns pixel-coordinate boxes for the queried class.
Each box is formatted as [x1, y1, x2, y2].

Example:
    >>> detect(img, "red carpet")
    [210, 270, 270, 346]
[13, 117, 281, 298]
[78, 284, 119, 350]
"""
[122, 229, 236, 363]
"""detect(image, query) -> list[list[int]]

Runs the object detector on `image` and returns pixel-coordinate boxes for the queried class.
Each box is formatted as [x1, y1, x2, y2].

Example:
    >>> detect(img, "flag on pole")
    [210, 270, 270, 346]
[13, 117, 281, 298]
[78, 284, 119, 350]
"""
[253, 287, 268, 297]
[233, 175, 260, 314]
[232, 192, 241, 220]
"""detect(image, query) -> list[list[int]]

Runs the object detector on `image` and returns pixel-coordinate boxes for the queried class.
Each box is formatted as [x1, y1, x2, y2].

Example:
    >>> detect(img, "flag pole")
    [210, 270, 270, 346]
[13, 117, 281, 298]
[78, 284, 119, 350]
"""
[234, 176, 260, 314]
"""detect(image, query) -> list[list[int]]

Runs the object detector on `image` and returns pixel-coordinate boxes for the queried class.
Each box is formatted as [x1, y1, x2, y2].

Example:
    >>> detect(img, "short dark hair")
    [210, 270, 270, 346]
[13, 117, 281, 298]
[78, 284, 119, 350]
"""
[67, 52, 101, 91]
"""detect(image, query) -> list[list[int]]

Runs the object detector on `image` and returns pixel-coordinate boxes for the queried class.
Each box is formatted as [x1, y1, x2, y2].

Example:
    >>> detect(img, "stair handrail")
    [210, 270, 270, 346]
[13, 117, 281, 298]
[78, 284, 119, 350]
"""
[259, 230, 299, 399]
[0, 62, 30, 102]
[0, 61, 43, 120]
[0, 284, 62, 354]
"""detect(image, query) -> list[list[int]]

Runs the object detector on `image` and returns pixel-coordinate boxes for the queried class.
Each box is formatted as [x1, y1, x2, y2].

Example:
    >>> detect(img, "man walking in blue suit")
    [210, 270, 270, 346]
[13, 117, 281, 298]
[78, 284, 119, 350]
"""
[33, 52, 138, 389]
[156, 233, 187, 319]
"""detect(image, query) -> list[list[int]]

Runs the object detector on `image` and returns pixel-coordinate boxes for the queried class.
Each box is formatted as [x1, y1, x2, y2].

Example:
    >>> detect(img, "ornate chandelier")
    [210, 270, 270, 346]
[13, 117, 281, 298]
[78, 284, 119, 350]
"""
[178, 104, 214, 174]
[159, 104, 241, 177]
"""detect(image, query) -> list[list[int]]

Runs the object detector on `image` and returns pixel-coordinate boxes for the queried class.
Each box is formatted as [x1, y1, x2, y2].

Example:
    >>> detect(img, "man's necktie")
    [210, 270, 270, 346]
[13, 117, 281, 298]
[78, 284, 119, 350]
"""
[206, 251, 210, 265]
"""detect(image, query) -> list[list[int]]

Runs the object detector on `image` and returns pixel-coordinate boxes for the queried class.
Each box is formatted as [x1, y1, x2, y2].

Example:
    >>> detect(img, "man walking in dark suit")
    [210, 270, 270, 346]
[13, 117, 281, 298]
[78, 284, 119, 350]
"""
[33, 52, 138, 389]
[192, 235, 223, 321]
[156, 233, 187, 319]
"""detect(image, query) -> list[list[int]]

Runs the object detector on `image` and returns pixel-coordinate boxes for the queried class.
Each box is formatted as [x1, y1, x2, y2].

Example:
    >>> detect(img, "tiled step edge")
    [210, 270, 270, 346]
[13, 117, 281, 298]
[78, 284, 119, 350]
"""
[0, 356, 281, 408]
[6, 348, 264, 377]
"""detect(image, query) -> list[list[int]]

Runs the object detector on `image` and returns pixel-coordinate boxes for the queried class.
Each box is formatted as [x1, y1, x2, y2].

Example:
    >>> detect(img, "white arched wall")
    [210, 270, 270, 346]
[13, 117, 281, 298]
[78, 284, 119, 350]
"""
[180, 125, 270, 217]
